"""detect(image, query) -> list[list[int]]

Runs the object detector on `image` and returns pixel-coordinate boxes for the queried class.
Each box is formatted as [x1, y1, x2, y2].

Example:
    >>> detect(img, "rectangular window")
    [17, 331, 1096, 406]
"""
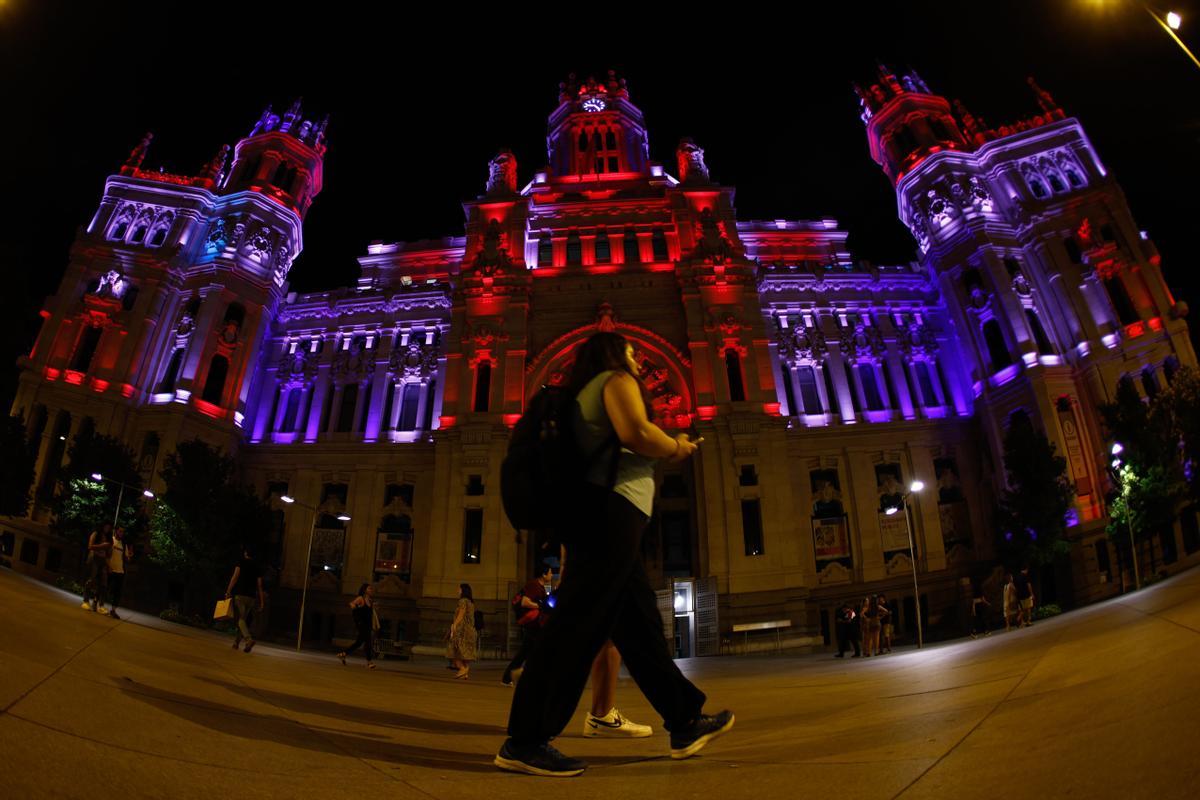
[651, 229, 669, 261]
[662, 510, 692, 574]
[19, 538, 39, 565]
[398, 383, 422, 431]
[915, 362, 937, 406]
[537, 236, 553, 267]
[462, 508, 483, 563]
[336, 383, 358, 432]
[623, 229, 640, 263]
[797, 366, 823, 414]
[857, 364, 884, 411]
[594, 230, 611, 262]
[44, 546, 62, 572]
[473, 362, 491, 413]
[1095, 539, 1111, 576]
[70, 326, 103, 373]
[725, 350, 746, 402]
[566, 232, 582, 265]
[779, 364, 798, 416]
[741, 499, 764, 556]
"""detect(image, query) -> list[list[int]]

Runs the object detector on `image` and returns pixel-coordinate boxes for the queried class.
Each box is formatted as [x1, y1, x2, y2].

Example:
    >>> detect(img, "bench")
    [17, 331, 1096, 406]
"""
[730, 619, 792, 654]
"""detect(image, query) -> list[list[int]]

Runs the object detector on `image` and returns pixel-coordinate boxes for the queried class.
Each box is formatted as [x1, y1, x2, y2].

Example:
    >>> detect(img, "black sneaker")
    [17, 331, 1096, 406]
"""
[669, 711, 735, 760]
[501, 671, 514, 687]
[494, 739, 586, 777]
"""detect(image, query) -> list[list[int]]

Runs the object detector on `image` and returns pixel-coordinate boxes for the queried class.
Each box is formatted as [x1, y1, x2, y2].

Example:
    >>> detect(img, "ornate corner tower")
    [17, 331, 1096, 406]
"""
[546, 71, 651, 177]
[859, 65, 1195, 576]
[12, 100, 326, 509]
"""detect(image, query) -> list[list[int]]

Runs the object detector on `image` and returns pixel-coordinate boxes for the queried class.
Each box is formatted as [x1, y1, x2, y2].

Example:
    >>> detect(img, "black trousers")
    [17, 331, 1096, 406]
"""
[108, 572, 125, 608]
[506, 488, 706, 746]
[344, 622, 374, 661]
[505, 624, 543, 675]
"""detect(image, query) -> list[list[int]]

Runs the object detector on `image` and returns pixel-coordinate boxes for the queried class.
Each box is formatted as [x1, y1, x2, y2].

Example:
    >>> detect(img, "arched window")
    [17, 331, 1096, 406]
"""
[577, 130, 589, 153]
[1026, 309, 1055, 355]
[473, 361, 491, 412]
[605, 129, 617, 149]
[982, 319, 1013, 373]
[149, 226, 168, 246]
[1029, 178, 1048, 199]
[566, 231, 582, 265]
[725, 350, 746, 402]
[537, 235, 553, 267]
[239, 155, 262, 184]
[1047, 171, 1066, 193]
[594, 229, 611, 263]
[797, 366, 823, 414]
[934, 358, 955, 408]
[272, 160, 291, 188]
[929, 116, 952, 141]
[1103, 276, 1139, 325]
[70, 326, 103, 373]
[223, 303, 246, 328]
[623, 228, 640, 263]
[121, 285, 139, 311]
[651, 229, 669, 261]
[201, 355, 229, 405]
[156, 348, 184, 393]
[109, 215, 131, 241]
[130, 223, 148, 243]
[1065, 168, 1083, 188]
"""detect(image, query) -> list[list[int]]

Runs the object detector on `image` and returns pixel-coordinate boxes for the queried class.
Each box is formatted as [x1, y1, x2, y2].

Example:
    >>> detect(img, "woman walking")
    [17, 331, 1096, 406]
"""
[495, 331, 733, 778]
[861, 595, 881, 657]
[448, 583, 477, 679]
[337, 583, 377, 669]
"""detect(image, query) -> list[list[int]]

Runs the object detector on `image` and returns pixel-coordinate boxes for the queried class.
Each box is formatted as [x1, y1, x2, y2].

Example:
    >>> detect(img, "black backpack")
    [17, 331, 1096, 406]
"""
[500, 385, 617, 533]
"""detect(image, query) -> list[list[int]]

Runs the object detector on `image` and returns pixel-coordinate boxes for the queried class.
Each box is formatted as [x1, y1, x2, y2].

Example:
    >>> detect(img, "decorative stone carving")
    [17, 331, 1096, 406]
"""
[692, 208, 733, 263]
[389, 340, 438, 379]
[93, 270, 128, 299]
[486, 149, 518, 195]
[676, 137, 709, 184]
[704, 308, 743, 337]
[898, 322, 939, 356]
[839, 322, 885, 360]
[473, 219, 513, 276]
[247, 224, 275, 263]
[465, 320, 508, 348]
[779, 321, 828, 363]
[278, 345, 318, 384]
[205, 218, 228, 252]
[332, 338, 375, 383]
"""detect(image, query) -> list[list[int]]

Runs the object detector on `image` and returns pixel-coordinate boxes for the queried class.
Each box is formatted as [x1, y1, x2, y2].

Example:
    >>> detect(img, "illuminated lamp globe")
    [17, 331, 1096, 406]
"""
[1168, 11, 1182, 30]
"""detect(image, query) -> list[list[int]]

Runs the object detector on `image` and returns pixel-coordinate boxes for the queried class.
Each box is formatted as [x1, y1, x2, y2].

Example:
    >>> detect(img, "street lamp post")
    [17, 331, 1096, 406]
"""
[1110, 444, 1141, 591]
[280, 494, 350, 652]
[90, 472, 155, 529]
[884, 480, 926, 648]
[1145, 7, 1200, 71]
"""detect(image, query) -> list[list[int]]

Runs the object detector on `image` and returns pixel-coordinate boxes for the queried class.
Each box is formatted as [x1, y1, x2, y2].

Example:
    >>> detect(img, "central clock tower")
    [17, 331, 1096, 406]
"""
[546, 71, 651, 177]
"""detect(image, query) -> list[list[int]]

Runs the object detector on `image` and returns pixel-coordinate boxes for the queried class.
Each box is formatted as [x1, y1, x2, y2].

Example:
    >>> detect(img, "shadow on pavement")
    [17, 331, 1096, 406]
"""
[118, 679, 499, 773]
[195, 675, 505, 736]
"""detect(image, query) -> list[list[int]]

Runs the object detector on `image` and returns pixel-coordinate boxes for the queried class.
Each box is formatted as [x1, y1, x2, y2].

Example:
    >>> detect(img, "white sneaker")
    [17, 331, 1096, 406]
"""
[582, 708, 653, 738]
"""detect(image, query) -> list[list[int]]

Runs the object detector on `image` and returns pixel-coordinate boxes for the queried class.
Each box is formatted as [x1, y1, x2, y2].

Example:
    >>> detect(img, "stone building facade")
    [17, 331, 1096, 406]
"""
[6, 70, 1197, 652]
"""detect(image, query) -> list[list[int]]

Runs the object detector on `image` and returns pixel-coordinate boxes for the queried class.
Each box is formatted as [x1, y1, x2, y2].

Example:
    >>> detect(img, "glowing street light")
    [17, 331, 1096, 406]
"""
[1111, 442, 1124, 456]
[142, 489, 155, 499]
[278, 494, 351, 651]
[1167, 10, 1182, 29]
[91, 472, 103, 481]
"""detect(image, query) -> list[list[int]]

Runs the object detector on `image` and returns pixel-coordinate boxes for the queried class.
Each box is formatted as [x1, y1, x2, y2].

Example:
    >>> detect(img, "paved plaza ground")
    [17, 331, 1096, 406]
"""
[1, 567, 1198, 799]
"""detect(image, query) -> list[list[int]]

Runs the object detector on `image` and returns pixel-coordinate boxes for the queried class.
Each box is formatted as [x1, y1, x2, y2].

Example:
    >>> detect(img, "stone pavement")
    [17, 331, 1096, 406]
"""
[1, 567, 1199, 800]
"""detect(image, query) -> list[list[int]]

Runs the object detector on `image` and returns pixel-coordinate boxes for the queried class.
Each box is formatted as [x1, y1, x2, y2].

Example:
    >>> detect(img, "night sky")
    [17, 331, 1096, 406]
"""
[3, 1, 1197, 408]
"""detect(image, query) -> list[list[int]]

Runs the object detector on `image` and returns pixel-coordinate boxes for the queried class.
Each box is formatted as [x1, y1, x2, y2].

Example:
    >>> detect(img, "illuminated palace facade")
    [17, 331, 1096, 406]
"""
[7, 71, 1197, 651]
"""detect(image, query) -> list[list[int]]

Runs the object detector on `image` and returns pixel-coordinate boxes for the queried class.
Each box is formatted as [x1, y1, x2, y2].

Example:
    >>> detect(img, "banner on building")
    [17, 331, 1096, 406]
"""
[375, 530, 413, 580]
[878, 511, 911, 553]
[812, 516, 851, 561]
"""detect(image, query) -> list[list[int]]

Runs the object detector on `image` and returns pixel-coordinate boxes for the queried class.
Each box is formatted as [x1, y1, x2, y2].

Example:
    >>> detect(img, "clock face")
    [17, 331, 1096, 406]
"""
[582, 97, 607, 113]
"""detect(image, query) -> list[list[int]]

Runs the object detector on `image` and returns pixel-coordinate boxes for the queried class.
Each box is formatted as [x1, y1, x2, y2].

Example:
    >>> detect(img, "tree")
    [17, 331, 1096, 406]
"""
[0, 414, 37, 517]
[148, 439, 272, 607]
[1106, 463, 1183, 575]
[1149, 365, 1200, 503]
[994, 412, 1076, 567]
[51, 428, 143, 547]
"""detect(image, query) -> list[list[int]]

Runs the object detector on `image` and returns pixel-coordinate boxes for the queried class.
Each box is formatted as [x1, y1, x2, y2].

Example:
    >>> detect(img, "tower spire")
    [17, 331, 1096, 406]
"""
[122, 132, 153, 173]
[1027, 76, 1060, 115]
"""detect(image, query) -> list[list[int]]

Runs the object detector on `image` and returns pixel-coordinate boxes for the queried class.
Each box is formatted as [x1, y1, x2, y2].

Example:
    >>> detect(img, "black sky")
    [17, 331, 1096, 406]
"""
[3, 1, 1197, 407]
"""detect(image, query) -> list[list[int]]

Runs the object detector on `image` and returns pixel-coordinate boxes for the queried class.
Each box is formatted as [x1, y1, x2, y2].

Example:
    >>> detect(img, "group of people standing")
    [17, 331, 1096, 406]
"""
[834, 593, 894, 658]
[81, 522, 131, 619]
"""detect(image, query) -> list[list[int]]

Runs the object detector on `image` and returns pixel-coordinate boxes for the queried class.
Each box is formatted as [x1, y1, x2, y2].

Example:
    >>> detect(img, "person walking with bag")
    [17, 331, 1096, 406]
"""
[502, 563, 554, 686]
[337, 583, 378, 669]
[495, 332, 733, 778]
[225, 546, 265, 653]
